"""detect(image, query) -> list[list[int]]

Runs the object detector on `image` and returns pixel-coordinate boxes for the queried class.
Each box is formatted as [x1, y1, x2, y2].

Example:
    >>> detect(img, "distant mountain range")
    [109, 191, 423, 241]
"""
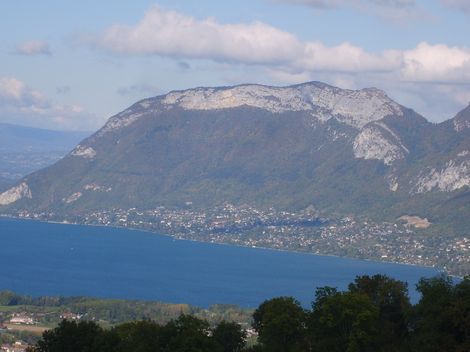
[0, 123, 90, 189]
[0, 82, 468, 234]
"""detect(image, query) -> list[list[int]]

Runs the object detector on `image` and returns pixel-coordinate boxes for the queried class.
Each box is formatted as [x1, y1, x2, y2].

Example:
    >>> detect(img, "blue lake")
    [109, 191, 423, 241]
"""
[0, 218, 441, 307]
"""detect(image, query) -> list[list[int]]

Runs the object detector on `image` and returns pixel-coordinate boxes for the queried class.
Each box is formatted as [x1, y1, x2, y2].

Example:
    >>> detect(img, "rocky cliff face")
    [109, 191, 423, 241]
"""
[1, 82, 468, 233]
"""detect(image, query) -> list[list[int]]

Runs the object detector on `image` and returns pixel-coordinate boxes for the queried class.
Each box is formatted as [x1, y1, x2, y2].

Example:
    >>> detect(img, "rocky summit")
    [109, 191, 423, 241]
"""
[1, 81, 469, 233]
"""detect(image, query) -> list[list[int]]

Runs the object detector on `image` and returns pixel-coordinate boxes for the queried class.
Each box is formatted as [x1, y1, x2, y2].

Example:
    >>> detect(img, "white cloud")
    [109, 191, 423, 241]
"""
[15, 40, 51, 56]
[402, 42, 470, 82]
[93, 7, 470, 85]
[297, 42, 401, 72]
[0, 76, 95, 131]
[94, 6, 399, 74]
[98, 7, 302, 65]
[87, 6, 470, 123]
[0, 77, 29, 100]
[441, 0, 470, 14]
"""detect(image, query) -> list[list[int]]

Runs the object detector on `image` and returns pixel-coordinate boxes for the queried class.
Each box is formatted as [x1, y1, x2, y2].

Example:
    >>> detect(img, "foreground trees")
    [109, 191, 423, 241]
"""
[348, 275, 411, 351]
[28, 275, 469, 352]
[28, 316, 245, 352]
[412, 276, 470, 352]
[252, 275, 469, 352]
[309, 289, 380, 352]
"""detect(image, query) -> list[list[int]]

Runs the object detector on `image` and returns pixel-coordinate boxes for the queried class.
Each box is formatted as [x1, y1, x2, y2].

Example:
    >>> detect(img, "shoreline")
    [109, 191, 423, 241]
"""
[1, 214, 456, 279]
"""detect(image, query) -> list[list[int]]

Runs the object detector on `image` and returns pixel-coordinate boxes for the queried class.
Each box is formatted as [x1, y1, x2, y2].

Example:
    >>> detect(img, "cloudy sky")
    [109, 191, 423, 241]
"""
[1, 0, 469, 130]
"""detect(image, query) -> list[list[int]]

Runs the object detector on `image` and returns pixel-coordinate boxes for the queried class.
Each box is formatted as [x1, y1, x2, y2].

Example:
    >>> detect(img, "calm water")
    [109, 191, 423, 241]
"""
[0, 218, 440, 307]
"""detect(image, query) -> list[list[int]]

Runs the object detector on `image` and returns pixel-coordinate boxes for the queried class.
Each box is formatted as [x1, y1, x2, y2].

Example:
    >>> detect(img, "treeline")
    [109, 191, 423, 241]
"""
[0, 292, 251, 326]
[27, 275, 469, 352]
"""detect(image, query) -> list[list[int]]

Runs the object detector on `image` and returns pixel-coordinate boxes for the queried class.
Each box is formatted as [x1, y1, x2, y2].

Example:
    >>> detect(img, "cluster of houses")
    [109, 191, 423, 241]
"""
[0, 315, 32, 352]
[0, 341, 28, 352]
[59, 312, 82, 321]
[8, 314, 36, 326]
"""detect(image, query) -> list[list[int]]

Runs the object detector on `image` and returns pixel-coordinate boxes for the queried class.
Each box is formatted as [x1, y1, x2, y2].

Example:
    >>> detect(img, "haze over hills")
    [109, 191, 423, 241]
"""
[0, 123, 90, 152]
[0, 123, 90, 190]
[0, 81, 469, 233]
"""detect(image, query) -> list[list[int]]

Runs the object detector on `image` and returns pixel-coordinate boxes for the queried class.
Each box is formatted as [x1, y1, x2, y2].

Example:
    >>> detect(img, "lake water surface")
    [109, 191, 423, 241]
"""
[0, 218, 441, 307]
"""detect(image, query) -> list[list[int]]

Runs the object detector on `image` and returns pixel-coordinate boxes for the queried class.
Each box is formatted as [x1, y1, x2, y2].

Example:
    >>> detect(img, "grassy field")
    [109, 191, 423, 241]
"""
[0, 306, 23, 312]
[4, 324, 49, 334]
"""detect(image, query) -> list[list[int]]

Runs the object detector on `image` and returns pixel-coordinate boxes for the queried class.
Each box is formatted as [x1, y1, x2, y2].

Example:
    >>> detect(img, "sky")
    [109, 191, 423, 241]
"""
[0, 0, 469, 131]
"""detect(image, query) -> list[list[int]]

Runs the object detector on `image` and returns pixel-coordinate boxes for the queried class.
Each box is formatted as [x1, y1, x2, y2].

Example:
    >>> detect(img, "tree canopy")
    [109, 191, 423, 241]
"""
[26, 274, 469, 352]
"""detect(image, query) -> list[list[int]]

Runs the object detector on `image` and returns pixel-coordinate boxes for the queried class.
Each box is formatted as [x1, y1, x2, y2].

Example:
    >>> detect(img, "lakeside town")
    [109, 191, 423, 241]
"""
[9, 203, 469, 277]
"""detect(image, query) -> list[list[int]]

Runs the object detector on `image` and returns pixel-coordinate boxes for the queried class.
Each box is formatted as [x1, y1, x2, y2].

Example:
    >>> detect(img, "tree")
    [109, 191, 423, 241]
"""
[451, 276, 470, 352]
[32, 320, 104, 352]
[252, 296, 306, 352]
[0, 291, 19, 306]
[348, 275, 411, 351]
[212, 321, 246, 352]
[412, 276, 455, 351]
[162, 314, 221, 352]
[309, 290, 379, 352]
[114, 320, 162, 352]
[412, 276, 470, 352]
[92, 329, 119, 352]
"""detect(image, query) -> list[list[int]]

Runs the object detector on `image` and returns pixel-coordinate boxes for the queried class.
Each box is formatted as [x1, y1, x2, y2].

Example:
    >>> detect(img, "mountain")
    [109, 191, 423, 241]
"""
[0, 82, 468, 233]
[0, 123, 90, 184]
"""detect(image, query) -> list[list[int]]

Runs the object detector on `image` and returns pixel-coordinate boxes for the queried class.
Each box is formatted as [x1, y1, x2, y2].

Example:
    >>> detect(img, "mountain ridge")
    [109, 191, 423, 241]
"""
[0, 81, 468, 234]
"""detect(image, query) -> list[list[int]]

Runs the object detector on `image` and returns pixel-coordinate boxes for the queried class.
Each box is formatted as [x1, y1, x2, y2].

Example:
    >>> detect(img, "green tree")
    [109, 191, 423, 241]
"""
[309, 289, 379, 352]
[348, 274, 411, 351]
[92, 329, 119, 352]
[162, 314, 220, 352]
[252, 296, 306, 352]
[32, 320, 104, 352]
[412, 276, 470, 352]
[0, 291, 19, 306]
[451, 276, 470, 352]
[412, 276, 456, 351]
[212, 321, 246, 352]
[114, 320, 162, 352]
